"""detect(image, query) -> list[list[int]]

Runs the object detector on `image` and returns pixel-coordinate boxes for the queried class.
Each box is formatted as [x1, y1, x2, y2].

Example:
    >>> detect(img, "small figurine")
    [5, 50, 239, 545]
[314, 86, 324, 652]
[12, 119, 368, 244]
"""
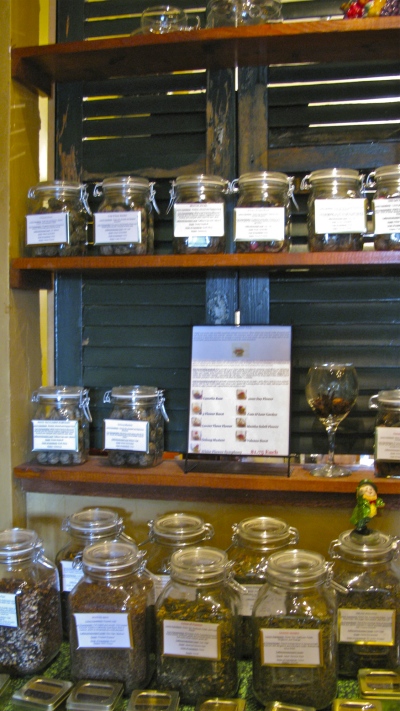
[350, 479, 385, 533]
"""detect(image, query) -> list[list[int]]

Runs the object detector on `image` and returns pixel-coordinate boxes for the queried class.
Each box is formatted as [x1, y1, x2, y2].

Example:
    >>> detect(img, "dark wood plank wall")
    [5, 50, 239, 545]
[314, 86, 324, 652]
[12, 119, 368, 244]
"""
[54, 0, 400, 457]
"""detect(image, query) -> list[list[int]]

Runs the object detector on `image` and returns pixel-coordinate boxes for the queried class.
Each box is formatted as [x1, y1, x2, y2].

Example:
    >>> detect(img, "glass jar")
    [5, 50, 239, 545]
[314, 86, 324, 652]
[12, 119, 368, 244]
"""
[55, 508, 131, 636]
[206, 0, 281, 25]
[169, 174, 228, 254]
[253, 548, 337, 710]
[143, 512, 214, 600]
[93, 177, 158, 255]
[301, 168, 366, 251]
[26, 180, 91, 256]
[31, 386, 92, 465]
[329, 528, 400, 676]
[369, 389, 400, 477]
[103, 386, 168, 468]
[156, 546, 238, 704]
[69, 540, 153, 694]
[228, 515, 299, 657]
[0, 528, 63, 676]
[233, 171, 293, 253]
[366, 164, 400, 250]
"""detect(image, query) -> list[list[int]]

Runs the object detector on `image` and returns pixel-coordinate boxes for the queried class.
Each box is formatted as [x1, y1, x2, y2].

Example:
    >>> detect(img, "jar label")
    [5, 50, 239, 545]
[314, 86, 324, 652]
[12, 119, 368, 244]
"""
[373, 199, 400, 233]
[376, 426, 400, 461]
[174, 203, 224, 237]
[338, 608, 395, 645]
[104, 419, 149, 452]
[60, 560, 84, 592]
[239, 583, 262, 616]
[162, 619, 221, 660]
[234, 207, 285, 242]
[94, 212, 142, 244]
[0, 592, 19, 628]
[32, 420, 79, 452]
[314, 198, 367, 234]
[74, 612, 133, 648]
[26, 213, 69, 246]
[260, 628, 322, 666]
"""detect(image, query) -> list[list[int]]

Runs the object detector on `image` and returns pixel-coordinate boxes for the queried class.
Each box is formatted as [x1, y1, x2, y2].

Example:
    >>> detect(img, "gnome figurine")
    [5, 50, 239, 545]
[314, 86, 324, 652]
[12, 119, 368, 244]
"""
[350, 479, 385, 534]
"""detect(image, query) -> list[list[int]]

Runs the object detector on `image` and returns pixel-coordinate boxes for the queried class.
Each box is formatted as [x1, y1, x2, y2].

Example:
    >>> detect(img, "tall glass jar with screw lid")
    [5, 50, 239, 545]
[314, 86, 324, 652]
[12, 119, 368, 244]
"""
[168, 174, 228, 253]
[156, 546, 239, 704]
[228, 515, 299, 657]
[26, 180, 91, 256]
[329, 527, 400, 676]
[301, 168, 366, 251]
[369, 389, 400, 477]
[69, 540, 154, 695]
[366, 164, 400, 250]
[253, 548, 338, 710]
[93, 176, 158, 255]
[31, 386, 92, 465]
[0, 528, 63, 676]
[232, 171, 294, 252]
[55, 508, 135, 637]
[103, 386, 168, 467]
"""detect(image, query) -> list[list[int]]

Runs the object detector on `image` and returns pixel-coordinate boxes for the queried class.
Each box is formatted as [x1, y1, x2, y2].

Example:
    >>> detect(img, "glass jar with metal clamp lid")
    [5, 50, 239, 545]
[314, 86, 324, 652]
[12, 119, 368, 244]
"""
[369, 388, 400, 477]
[103, 386, 168, 467]
[366, 164, 400, 250]
[31, 386, 92, 465]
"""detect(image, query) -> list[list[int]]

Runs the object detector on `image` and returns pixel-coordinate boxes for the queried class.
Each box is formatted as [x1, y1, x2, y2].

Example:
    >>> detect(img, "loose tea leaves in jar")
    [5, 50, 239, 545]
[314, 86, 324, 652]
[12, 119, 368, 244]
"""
[366, 165, 400, 250]
[369, 389, 400, 478]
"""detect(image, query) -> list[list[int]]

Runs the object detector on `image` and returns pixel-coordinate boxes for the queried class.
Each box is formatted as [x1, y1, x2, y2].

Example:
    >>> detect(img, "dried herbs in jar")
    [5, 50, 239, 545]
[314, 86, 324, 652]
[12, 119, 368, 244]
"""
[0, 528, 62, 676]
[369, 389, 400, 477]
[252, 548, 338, 710]
[156, 546, 239, 704]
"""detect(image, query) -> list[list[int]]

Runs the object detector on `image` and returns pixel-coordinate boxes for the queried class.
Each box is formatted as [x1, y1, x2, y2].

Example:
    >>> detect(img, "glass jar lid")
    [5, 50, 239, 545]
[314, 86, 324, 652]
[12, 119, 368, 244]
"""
[174, 174, 227, 190]
[369, 389, 400, 410]
[62, 508, 124, 541]
[149, 512, 214, 546]
[265, 549, 328, 587]
[0, 528, 42, 563]
[374, 164, 400, 181]
[237, 171, 291, 189]
[329, 529, 398, 565]
[28, 180, 84, 196]
[100, 176, 150, 191]
[170, 546, 230, 585]
[32, 385, 89, 403]
[105, 385, 162, 404]
[305, 168, 361, 183]
[232, 516, 298, 550]
[82, 541, 142, 579]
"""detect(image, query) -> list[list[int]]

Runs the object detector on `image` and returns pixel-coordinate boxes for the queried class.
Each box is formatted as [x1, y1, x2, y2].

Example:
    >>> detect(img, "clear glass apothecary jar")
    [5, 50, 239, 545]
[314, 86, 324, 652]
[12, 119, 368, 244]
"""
[93, 176, 158, 255]
[168, 174, 229, 254]
[69, 540, 153, 695]
[329, 528, 400, 676]
[55, 508, 133, 636]
[0, 528, 63, 676]
[253, 548, 337, 710]
[26, 180, 91, 257]
[206, 0, 282, 26]
[369, 389, 400, 477]
[31, 386, 92, 465]
[301, 168, 366, 251]
[156, 546, 239, 704]
[232, 171, 294, 253]
[366, 164, 400, 250]
[103, 386, 168, 467]
[228, 515, 299, 657]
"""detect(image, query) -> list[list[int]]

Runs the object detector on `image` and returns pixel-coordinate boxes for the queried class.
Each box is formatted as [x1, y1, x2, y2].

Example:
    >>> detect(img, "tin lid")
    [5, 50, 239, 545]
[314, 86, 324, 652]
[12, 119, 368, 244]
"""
[196, 700, 246, 711]
[332, 700, 382, 711]
[369, 389, 400, 409]
[329, 529, 398, 564]
[358, 669, 400, 699]
[82, 540, 143, 579]
[66, 680, 124, 711]
[233, 516, 298, 550]
[11, 677, 73, 710]
[63, 508, 123, 540]
[150, 513, 214, 545]
[170, 546, 230, 585]
[238, 171, 290, 188]
[306, 168, 362, 183]
[263, 703, 315, 711]
[127, 690, 180, 711]
[265, 549, 328, 587]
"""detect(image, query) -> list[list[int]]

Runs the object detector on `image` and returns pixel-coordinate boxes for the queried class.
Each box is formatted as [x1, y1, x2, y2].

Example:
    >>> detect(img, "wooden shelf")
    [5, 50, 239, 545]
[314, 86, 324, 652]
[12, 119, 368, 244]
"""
[11, 18, 400, 97]
[13, 456, 400, 506]
[10, 251, 400, 289]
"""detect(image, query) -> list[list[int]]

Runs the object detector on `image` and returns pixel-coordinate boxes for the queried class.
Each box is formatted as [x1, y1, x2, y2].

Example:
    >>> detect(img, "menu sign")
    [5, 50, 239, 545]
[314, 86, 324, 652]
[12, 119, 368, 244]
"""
[188, 325, 291, 457]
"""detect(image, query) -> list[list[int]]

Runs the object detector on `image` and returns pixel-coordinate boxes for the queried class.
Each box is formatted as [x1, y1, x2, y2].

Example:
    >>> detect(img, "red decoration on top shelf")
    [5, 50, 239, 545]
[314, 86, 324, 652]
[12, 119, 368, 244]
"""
[342, 0, 399, 16]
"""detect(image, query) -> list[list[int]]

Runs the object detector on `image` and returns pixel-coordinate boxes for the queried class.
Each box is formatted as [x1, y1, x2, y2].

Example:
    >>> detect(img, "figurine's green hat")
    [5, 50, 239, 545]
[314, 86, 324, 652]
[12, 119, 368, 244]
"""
[357, 479, 378, 493]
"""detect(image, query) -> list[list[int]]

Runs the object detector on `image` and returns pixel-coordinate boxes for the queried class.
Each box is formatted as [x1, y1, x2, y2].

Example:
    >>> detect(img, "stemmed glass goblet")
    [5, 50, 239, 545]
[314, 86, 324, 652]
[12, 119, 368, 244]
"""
[305, 363, 358, 478]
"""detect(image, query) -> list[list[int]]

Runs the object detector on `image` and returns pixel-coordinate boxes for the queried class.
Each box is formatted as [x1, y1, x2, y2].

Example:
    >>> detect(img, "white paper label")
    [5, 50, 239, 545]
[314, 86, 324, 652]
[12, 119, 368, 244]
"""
[163, 619, 220, 659]
[94, 212, 142, 244]
[376, 426, 400, 461]
[260, 628, 321, 666]
[174, 203, 224, 237]
[32, 420, 79, 452]
[74, 612, 132, 648]
[26, 213, 69, 246]
[373, 199, 400, 234]
[314, 198, 366, 234]
[104, 419, 149, 452]
[0, 592, 19, 627]
[338, 608, 395, 645]
[234, 207, 285, 242]
[239, 583, 262, 616]
[61, 560, 84, 592]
